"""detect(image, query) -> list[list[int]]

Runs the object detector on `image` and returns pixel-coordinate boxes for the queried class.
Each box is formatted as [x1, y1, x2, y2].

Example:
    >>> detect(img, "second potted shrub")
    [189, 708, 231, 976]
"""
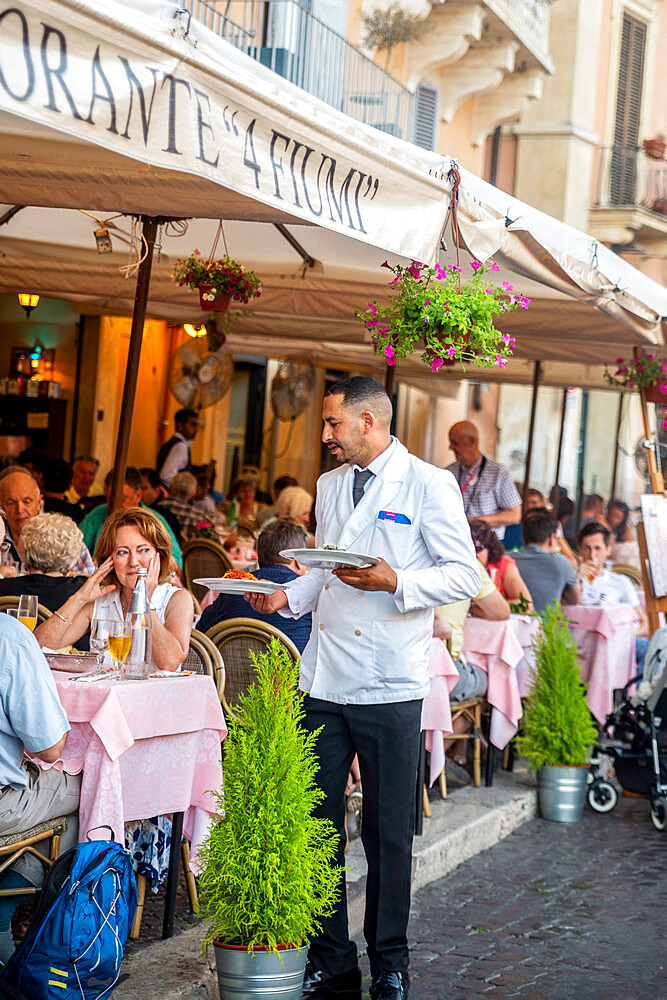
[518, 604, 598, 823]
[197, 639, 342, 999]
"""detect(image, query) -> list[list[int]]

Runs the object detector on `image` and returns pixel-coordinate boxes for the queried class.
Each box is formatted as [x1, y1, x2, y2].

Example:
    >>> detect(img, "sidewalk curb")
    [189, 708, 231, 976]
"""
[116, 773, 537, 999]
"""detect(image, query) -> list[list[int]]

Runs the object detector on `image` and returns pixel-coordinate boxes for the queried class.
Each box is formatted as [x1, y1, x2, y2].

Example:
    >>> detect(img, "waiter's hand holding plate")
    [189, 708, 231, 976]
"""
[332, 557, 397, 593]
[245, 589, 289, 614]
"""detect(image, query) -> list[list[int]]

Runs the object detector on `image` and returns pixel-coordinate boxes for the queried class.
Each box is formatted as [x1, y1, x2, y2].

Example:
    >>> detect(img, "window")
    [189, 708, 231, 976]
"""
[413, 82, 438, 151]
[609, 12, 647, 205]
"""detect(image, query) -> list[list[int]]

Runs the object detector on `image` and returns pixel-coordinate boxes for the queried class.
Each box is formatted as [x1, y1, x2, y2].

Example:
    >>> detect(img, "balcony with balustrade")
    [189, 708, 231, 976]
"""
[179, 0, 415, 141]
[589, 143, 667, 256]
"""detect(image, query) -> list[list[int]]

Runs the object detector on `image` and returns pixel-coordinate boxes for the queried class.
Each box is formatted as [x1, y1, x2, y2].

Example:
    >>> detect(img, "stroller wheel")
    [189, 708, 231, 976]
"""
[650, 796, 667, 832]
[587, 779, 618, 813]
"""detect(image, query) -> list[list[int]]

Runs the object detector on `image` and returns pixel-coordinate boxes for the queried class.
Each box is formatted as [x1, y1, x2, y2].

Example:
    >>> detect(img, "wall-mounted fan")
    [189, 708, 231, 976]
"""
[270, 362, 316, 421]
[633, 436, 667, 478]
[168, 340, 233, 410]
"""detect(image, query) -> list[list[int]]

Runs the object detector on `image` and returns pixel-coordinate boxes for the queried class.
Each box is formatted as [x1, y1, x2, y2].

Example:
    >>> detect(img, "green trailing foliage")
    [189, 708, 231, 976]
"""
[198, 639, 342, 952]
[518, 603, 597, 770]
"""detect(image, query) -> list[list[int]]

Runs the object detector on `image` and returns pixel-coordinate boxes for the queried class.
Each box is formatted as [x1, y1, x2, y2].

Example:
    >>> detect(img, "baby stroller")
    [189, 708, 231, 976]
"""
[588, 626, 667, 831]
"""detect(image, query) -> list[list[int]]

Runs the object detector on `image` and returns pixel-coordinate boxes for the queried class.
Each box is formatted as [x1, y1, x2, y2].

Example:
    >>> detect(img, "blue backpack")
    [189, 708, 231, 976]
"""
[1, 838, 137, 1000]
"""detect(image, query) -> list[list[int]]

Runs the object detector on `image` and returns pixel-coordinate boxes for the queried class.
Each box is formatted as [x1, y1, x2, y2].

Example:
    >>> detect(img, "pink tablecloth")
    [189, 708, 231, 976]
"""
[53, 674, 227, 869]
[462, 617, 539, 749]
[565, 604, 637, 723]
[421, 639, 460, 785]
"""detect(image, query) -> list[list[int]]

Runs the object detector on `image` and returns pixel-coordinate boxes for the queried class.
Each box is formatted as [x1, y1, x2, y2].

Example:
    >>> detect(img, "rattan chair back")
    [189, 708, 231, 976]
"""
[182, 539, 234, 602]
[186, 629, 225, 703]
[612, 563, 643, 587]
[0, 596, 53, 625]
[205, 617, 299, 717]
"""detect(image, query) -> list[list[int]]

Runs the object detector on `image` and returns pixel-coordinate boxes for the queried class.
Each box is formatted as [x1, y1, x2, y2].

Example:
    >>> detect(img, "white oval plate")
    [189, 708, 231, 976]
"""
[279, 548, 380, 569]
[193, 578, 284, 595]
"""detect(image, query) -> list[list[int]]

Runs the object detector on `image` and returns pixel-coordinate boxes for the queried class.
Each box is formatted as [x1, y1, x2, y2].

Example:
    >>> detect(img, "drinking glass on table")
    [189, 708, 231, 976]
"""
[108, 622, 132, 674]
[90, 618, 115, 667]
[17, 595, 38, 632]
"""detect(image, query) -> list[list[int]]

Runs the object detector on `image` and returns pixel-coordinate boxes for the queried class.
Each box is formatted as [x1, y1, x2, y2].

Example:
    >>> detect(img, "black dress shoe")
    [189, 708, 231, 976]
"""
[369, 970, 409, 1000]
[302, 964, 362, 999]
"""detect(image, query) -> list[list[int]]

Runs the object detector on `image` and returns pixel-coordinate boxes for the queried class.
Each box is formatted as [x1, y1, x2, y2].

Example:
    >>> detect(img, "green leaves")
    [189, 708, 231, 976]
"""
[198, 640, 342, 952]
[518, 604, 598, 770]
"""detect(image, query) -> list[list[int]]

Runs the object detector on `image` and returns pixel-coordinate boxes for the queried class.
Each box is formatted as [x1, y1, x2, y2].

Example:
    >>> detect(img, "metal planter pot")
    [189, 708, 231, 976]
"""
[213, 941, 308, 999]
[537, 765, 588, 823]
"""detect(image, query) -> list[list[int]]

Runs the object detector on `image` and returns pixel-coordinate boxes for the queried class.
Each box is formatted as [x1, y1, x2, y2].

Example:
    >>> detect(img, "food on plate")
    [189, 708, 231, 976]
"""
[322, 544, 345, 551]
[222, 569, 259, 581]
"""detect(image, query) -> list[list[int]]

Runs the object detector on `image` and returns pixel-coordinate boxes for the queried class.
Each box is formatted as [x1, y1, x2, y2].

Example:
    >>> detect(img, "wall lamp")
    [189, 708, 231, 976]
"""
[17, 292, 40, 319]
[184, 323, 207, 338]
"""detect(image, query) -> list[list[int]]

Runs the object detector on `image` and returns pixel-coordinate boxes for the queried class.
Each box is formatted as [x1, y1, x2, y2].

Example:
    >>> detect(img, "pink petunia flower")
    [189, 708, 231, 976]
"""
[368, 301, 378, 315]
[435, 263, 447, 280]
[660, 383, 667, 394]
[470, 261, 481, 271]
[408, 262, 422, 279]
[450, 265, 462, 273]
[384, 345, 396, 366]
[664, 417, 667, 431]
[502, 281, 514, 292]
[615, 357, 625, 364]
[519, 296, 531, 309]
[495, 355, 507, 369]
[491, 262, 500, 272]
[380, 261, 391, 269]
[425, 299, 431, 305]
[431, 357, 445, 373]
[446, 345, 457, 358]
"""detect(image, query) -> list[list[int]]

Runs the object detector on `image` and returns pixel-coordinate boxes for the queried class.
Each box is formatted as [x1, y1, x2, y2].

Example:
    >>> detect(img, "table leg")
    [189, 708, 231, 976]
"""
[415, 732, 426, 837]
[162, 811, 184, 940]
[485, 746, 495, 787]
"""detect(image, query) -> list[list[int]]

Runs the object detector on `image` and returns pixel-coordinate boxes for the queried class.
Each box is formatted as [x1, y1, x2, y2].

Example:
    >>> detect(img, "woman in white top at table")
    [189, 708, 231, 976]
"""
[35, 507, 193, 671]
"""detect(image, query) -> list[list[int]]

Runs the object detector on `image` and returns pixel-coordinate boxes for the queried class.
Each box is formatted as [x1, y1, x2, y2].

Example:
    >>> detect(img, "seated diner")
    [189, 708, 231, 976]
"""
[513, 509, 580, 613]
[0, 512, 88, 616]
[469, 519, 533, 611]
[35, 507, 193, 671]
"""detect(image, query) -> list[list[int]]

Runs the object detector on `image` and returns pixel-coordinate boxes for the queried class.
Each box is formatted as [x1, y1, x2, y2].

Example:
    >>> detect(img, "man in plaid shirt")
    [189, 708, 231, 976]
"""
[447, 421, 521, 541]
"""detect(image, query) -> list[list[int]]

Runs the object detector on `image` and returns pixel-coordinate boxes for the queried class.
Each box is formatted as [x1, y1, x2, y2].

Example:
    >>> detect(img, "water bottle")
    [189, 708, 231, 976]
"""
[226, 497, 238, 527]
[123, 567, 152, 679]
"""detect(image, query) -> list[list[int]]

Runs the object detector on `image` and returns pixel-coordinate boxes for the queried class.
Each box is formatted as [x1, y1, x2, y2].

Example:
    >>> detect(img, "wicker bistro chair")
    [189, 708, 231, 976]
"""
[205, 618, 300, 719]
[130, 631, 226, 940]
[612, 563, 644, 588]
[0, 597, 52, 625]
[182, 539, 234, 603]
[0, 817, 67, 902]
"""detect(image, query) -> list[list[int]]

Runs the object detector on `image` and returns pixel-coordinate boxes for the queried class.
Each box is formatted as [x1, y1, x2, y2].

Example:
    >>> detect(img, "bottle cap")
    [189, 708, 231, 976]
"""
[136, 567, 147, 577]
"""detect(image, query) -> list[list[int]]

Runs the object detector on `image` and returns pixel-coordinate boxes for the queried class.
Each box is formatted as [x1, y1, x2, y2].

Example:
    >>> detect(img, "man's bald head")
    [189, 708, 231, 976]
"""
[448, 421, 481, 467]
[0, 468, 42, 539]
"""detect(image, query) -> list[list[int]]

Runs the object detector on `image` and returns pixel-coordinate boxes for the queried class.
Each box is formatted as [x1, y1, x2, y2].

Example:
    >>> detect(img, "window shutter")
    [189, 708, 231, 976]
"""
[610, 13, 646, 205]
[413, 82, 438, 151]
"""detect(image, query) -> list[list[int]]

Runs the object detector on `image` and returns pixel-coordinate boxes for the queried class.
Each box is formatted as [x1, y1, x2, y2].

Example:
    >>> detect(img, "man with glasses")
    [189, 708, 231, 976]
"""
[65, 456, 104, 515]
[447, 421, 521, 540]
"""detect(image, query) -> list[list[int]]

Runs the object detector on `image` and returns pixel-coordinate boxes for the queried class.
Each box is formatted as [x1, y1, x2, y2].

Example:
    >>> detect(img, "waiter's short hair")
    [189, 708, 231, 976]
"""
[325, 376, 392, 423]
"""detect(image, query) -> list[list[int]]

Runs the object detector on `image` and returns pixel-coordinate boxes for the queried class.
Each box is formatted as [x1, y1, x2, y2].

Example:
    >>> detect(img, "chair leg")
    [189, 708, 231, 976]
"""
[50, 834, 61, 863]
[343, 813, 349, 853]
[438, 770, 447, 799]
[130, 874, 146, 939]
[503, 740, 515, 772]
[472, 703, 482, 788]
[422, 785, 431, 818]
[181, 841, 199, 915]
[485, 745, 495, 787]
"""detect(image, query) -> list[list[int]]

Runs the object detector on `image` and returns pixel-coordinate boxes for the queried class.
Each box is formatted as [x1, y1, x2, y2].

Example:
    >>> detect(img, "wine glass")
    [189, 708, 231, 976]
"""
[90, 618, 115, 667]
[107, 622, 132, 675]
[17, 595, 38, 632]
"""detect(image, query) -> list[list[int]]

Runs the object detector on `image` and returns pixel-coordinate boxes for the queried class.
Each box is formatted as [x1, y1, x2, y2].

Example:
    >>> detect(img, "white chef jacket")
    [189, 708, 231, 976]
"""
[281, 439, 480, 704]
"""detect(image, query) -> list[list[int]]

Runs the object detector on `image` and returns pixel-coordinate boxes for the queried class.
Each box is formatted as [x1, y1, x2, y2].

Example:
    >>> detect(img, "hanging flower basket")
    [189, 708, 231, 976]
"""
[356, 259, 528, 372]
[604, 351, 667, 404]
[172, 250, 262, 308]
[198, 285, 231, 312]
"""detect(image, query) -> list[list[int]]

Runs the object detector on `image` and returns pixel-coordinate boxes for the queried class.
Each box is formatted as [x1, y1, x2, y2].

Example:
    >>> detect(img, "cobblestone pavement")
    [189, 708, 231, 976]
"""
[359, 796, 665, 1000]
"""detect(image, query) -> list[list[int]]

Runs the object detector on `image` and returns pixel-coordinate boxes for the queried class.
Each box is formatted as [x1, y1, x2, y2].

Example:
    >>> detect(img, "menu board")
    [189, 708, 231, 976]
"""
[640, 494, 667, 598]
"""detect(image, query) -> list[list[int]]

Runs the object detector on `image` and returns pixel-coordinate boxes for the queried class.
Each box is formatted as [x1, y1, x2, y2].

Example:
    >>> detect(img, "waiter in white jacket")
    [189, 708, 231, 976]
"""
[247, 377, 480, 1000]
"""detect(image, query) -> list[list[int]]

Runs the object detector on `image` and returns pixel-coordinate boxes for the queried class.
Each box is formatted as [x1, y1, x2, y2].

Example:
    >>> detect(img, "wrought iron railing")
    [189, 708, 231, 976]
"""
[594, 143, 667, 215]
[176, 0, 415, 140]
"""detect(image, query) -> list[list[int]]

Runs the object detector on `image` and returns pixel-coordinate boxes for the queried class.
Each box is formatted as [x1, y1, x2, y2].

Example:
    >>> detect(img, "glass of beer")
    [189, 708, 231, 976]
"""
[107, 622, 132, 674]
[17, 595, 38, 632]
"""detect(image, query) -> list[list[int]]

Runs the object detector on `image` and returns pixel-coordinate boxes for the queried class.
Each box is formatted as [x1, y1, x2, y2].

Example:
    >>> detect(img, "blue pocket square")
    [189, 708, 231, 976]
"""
[378, 510, 412, 525]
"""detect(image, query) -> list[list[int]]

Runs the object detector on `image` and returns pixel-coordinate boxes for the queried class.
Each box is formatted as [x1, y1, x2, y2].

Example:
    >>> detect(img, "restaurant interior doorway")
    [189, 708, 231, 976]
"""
[222, 358, 267, 492]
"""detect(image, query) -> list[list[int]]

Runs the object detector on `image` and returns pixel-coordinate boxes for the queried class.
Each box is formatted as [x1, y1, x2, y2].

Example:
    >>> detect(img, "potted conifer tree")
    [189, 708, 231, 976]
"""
[198, 639, 342, 999]
[518, 604, 597, 823]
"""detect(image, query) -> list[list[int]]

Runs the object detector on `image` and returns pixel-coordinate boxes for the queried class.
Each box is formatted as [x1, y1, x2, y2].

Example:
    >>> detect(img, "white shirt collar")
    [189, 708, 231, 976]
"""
[352, 436, 398, 478]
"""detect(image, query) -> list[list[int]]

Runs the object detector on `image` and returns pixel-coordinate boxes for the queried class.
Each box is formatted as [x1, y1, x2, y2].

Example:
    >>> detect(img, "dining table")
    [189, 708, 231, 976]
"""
[564, 604, 638, 723]
[47, 670, 227, 937]
[461, 615, 540, 749]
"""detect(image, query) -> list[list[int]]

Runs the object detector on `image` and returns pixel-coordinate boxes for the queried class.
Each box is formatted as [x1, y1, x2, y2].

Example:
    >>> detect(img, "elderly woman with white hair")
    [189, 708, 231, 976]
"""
[273, 486, 315, 545]
[0, 512, 88, 613]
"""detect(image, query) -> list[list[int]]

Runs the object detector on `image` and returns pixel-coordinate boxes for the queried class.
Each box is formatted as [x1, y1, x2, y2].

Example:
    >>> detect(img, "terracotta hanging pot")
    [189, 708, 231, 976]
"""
[643, 381, 667, 405]
[199, 285, 231, 312]
[424, 329, 472, 367]
[643, 138, 666, 161]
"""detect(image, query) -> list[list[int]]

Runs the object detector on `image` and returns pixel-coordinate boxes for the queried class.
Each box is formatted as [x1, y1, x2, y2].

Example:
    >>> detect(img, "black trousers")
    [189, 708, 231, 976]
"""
[302, 695, 423, 979]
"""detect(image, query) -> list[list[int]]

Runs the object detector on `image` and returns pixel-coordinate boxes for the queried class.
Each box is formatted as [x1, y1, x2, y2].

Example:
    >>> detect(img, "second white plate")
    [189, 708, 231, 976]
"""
[193, 578, 284, 595]
[279, 548, 380, 569]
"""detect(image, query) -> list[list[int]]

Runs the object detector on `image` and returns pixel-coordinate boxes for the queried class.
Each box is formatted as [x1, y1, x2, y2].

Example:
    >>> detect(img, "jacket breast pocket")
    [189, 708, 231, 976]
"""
[372, 519, 417, 564]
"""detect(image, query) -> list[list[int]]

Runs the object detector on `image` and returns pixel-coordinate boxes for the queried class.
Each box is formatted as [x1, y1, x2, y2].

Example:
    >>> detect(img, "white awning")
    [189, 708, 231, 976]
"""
[0, 0, 665, 383]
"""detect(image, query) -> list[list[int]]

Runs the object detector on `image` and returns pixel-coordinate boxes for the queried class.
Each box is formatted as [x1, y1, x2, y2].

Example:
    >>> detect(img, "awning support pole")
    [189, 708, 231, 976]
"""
[521, 361, 542, 513]
[552, 387, 568, 514]
[109, 216, 159, 513]
[574, 390, 589, 535]
[609, 391, 624, 502]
